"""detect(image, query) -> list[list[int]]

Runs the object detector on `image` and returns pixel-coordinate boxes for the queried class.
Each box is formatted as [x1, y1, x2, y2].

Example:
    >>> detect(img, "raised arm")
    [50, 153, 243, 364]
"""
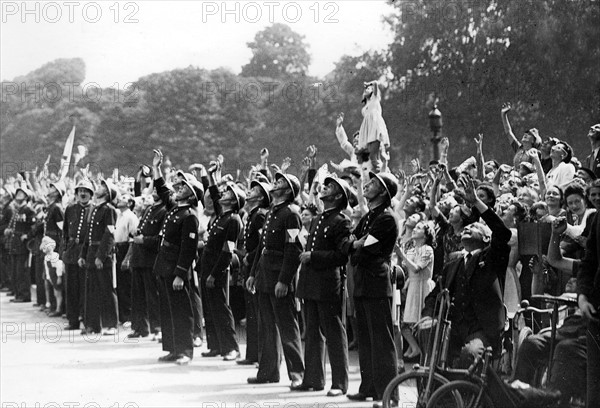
[528, 148, 547, 196]
[335, 112, 354, 158]
[474, 133, 485, 181]
[501, 102, 520, 148]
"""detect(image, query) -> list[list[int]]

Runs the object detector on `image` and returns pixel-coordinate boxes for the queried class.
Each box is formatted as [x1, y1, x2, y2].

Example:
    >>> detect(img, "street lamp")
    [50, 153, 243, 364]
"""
[429, 104, 443, 161]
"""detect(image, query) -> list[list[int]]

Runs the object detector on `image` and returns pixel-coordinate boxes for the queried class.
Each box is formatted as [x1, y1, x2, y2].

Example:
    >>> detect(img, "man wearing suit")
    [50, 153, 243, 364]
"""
[62, 179, 94, 330]
[345, 172, 399, 405]
[295, 176, 352, 396]
[246, 171, 304, 388]
[584, 123, 600, 178]
[578, 205, 600, 408]
[423, 175, 511, 366]
[152, 149, 201, 365]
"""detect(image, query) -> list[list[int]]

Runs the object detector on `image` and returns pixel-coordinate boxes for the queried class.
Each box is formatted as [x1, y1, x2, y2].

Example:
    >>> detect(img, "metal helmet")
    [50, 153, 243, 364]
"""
[249, 180, 272, 207]
[75, 179, 95, 196]
[324, 175, 353, 208]
[226, 183, 247, 211]
[369, 171, 399, 202]
[275, 171, 300, 199]
[100, 179, 119, 203]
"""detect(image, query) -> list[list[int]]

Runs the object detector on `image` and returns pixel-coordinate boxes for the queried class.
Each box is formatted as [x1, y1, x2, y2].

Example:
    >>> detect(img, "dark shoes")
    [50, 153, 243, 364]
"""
[347, 392, 375, 401]
[290, 383, 324, 392]
[236, 359, 257, 366]
[64, 324, 80, 331]
[222, 350, 240, 361]
[48, 311, 62, 317]
[10, 298, 30, 303]
[127, 331, 149, 339]
[158, 352, 178, 362]
[247, 376, 279, 384]
[373, 401, 397, 408]
[201, 350, 221, 357]
[327, 389, 345, 397]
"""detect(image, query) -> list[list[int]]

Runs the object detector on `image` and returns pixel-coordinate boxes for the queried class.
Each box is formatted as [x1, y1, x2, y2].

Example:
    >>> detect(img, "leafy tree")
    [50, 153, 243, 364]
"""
[241, 23, 311, 79]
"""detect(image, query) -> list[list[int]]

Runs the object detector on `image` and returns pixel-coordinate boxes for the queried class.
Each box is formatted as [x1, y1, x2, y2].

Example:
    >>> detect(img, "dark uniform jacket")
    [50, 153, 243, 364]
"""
[44, 201, 64, 244]
[80, 201, 117, 265]
[200, 185, 243, 286]
[423, 208, 511, 347]
[250, 201, 302, 293]
[130, 202, 167, 268]
[243, 206, 268, 273]
[297, 208, 352, 301]
[62, 202, 93, 264]
[579, 211, 600, 309]
[152, 177, 198, 280]
[345, 203, 398, 298]
[6, 204, 36, 255]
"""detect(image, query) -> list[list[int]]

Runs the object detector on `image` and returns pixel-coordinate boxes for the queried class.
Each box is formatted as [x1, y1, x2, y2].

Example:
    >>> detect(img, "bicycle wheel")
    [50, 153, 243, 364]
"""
[381, 369, 450, 408]
[428, 380, 494, 408]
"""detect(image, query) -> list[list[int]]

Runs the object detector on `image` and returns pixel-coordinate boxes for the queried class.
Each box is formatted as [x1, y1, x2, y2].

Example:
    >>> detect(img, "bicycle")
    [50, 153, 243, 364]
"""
[382, 288, 474, 408]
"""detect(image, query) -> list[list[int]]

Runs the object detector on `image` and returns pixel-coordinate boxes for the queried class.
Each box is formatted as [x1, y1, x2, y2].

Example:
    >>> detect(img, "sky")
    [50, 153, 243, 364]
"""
[1, 0, 396, 87]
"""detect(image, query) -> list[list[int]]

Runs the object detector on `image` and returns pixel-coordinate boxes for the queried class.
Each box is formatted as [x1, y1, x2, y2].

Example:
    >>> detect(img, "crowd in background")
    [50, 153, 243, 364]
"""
[1, 103, 599, 408]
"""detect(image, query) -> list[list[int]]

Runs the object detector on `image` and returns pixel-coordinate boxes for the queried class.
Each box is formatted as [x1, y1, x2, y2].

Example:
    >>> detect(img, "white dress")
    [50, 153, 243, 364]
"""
[403, 245, 435, 324]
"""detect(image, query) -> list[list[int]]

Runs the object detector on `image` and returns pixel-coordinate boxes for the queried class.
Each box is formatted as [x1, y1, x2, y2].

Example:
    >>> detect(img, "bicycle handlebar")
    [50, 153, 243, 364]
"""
[531, 294, 578, 307]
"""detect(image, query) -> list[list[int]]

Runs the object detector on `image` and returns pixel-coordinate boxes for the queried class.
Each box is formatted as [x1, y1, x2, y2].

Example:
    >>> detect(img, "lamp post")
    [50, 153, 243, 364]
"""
[429, 104, 443, 161]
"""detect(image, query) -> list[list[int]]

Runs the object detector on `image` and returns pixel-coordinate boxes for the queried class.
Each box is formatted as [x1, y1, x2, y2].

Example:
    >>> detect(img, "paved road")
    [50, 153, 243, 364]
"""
[1, 292, 379, 408]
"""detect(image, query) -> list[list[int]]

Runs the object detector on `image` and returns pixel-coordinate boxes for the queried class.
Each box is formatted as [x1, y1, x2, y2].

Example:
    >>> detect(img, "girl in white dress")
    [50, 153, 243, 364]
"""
[396, 221, 435, 359]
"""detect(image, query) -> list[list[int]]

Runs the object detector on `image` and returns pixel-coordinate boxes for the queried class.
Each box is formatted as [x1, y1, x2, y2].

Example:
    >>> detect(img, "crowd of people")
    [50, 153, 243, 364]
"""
[1, 96, 599, 408]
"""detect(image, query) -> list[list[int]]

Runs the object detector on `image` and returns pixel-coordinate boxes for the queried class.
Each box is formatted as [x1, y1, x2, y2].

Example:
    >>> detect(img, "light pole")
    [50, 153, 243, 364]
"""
[429, 104, 443, 161]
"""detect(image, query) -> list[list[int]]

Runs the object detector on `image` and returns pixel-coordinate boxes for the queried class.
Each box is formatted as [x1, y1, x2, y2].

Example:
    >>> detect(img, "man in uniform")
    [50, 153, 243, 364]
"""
[236, 180, 271, 366]
[152, 149, 200, 365]
[294, 175, 353, 396]
[79, 179, 119, 335]
[5, 185, 36, 303]
[62, 179, 94, 330]
[35, 181, 65, 311]
[201, 162, 246, 361]
[129, 183, 166, 339]
[344, 172, 399, 405]
[246, 171, 304, 388]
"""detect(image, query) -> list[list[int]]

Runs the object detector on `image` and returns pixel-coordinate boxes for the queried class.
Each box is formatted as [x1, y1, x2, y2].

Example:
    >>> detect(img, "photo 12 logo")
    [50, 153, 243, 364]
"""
[201, 1, 339, 24]
[1, 1, 140, 24]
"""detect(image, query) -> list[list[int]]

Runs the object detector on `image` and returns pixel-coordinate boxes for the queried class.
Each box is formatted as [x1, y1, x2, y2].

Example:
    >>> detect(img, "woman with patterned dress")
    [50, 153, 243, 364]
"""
[396, 221, 435, 359]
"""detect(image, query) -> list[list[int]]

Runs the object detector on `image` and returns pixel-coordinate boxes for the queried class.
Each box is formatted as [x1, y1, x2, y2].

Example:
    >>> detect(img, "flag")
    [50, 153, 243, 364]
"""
[59, 126, 76, 180]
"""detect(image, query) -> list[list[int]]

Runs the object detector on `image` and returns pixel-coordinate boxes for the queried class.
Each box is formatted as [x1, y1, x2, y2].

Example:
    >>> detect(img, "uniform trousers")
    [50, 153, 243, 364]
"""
[84, 262, 119, 332]
[131, 266, 161, 335]
[11, 254, 30, 301]
[158, 276, 194, 358]
[244, 288, 259, 362]
[0, 247, 10, 288]
[355, 296, 397, 400]
[205, 284, 239, 353]
[65, 263, 86, 327]
[34, 253, 46, 306]
[189, 275, 204, 339]
[256, 291, 304, 382]
[303, 299, 349, 392]
[201, 279, 220, 352]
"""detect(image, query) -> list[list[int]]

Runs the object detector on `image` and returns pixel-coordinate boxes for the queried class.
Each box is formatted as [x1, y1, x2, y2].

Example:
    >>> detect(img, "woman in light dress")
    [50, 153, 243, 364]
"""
[396, 221, 436, 359]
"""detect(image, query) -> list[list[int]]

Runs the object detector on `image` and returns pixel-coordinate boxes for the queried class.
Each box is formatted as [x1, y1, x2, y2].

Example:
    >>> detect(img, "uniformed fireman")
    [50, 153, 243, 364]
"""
[129, 181, 167, 339]
[200, 162, 246, 361]
[5, 185, 36, 303]
[152, 149, 200, 365]
[345, 172, 400, 404]
[295, 175, 353, 396]
[62, 179, 94, 330]
[236, 180, 271, 366]
[79, 179, 119, 335]
[246, 171, 304, 387]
